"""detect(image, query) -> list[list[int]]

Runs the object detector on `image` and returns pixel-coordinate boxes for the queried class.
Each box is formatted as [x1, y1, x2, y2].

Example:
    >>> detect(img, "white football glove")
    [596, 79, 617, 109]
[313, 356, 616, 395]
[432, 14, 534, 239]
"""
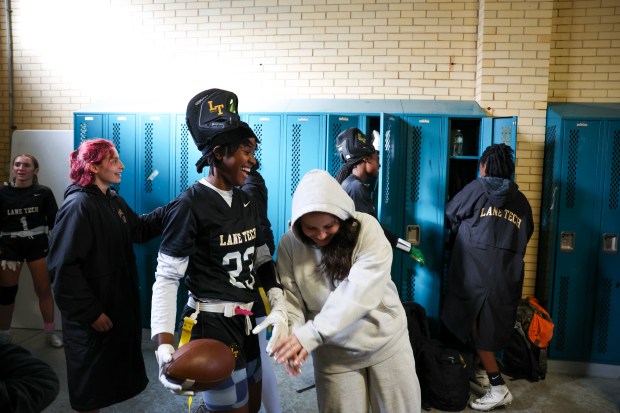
[155, 344, 195, 396]
[252, 288, 288, 355]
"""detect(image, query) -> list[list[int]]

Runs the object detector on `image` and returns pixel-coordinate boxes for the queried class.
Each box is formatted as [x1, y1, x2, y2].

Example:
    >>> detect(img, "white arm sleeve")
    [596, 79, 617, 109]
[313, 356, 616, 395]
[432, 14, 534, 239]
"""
[150, 252, 188, 339]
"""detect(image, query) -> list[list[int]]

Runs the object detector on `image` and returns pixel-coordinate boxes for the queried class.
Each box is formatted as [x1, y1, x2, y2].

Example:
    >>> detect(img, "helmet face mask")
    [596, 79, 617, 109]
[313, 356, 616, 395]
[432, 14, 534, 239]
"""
[336, 127, 376, 163]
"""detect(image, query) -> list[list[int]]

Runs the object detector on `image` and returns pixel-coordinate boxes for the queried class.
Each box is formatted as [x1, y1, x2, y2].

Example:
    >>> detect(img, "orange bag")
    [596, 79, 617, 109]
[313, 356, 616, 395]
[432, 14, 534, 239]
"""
[518, 296, 555, 348]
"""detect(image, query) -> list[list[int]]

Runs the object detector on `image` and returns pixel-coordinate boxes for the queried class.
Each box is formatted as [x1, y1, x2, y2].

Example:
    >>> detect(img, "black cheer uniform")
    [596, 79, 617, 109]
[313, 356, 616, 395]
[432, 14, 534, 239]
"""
[47, 184, 164, 411]
[441, 177, 533, 351]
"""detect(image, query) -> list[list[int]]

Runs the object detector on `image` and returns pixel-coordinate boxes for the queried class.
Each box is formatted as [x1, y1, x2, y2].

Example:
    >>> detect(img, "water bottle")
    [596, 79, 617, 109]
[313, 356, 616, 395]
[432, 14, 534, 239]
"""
[453, 130, 464, 156]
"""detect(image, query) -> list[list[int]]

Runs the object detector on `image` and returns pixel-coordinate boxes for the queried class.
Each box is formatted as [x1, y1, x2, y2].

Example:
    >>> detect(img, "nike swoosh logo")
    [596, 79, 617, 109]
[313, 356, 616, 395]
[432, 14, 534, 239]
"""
[34, 194, 41, 197]
[244, 201, 251, 207]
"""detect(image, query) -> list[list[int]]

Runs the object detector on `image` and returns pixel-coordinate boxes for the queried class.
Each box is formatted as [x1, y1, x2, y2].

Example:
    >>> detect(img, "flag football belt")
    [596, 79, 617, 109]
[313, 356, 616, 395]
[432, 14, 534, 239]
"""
[0, 225, 47, 238]
[179, 296, 255, 347]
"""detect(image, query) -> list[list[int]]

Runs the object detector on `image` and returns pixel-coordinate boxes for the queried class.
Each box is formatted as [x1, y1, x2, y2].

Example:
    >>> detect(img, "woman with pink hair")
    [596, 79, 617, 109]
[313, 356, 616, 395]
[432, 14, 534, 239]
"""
[47, 138, 166, 413]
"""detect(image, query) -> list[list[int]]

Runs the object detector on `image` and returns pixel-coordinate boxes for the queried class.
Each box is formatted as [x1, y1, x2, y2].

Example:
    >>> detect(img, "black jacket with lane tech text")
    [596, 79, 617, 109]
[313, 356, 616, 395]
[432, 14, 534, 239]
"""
[47, 184, 164, 411]
[441, 177, 533, 350]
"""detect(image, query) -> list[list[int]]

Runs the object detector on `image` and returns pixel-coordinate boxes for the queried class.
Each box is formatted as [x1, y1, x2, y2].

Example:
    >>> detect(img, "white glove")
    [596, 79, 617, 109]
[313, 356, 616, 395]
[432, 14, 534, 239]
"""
[155, 344, 195, 396]
[252, 288, 288, 355]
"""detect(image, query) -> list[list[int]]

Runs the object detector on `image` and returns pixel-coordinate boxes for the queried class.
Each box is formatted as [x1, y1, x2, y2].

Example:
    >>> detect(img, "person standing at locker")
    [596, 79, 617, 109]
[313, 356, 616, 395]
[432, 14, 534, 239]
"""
[441, 143, 534, 411]
[335, 127, 425, 265]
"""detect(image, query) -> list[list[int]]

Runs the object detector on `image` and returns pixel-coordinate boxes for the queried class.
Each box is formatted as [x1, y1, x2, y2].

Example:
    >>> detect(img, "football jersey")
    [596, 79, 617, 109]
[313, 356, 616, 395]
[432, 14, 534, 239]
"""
[0, 183, 58, 232]
[160, 182, 269, 303]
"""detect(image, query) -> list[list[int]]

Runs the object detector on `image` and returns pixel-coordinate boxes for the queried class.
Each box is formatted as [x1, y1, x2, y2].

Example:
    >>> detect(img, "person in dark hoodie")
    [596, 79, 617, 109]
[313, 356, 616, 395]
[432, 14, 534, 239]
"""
[441, 144, 533, 411]
[47, 138, 165, 413]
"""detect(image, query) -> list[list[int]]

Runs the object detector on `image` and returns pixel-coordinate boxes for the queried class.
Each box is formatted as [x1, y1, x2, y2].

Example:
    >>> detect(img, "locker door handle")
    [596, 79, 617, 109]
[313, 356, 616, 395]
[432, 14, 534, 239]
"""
[603, 233, 618, 254]
[406, 225, 420, 246]
[560, 232, 575, 252]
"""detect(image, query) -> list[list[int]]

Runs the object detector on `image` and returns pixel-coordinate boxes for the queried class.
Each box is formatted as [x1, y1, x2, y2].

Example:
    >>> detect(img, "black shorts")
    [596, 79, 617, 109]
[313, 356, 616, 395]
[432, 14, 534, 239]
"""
[0, 234, 49, 262]
[181, 305, 261, 371]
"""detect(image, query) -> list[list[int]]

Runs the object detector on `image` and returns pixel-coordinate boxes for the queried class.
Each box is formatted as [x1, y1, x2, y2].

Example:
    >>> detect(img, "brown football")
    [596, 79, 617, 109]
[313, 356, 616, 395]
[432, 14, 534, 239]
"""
[164, 338, 235, 392]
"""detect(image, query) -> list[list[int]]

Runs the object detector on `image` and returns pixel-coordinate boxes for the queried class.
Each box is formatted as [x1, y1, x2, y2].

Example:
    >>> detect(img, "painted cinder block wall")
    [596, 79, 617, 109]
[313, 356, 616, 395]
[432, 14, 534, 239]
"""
[0, 0, 619, 296]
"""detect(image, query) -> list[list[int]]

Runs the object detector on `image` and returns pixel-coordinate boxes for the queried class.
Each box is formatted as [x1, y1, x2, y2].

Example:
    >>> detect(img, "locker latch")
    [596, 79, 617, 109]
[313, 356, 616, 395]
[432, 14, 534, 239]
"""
[406, 225, 420, 246]
[603, 233, 618, 254]
[560, 232, 575, 252]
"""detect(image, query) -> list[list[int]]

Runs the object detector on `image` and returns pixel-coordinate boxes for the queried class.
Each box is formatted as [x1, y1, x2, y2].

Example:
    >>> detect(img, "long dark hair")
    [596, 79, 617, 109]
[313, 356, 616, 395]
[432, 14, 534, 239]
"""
[479, 144, 515, 179]
[295, 216, 361, 287]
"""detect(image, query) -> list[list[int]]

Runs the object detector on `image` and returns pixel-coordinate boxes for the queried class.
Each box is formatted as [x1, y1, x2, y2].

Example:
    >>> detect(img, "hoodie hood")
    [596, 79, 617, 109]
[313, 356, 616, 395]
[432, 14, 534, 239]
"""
[480, 176, 518, 208]
[291, 169, 355, 237]
[63, 183, 116, 200]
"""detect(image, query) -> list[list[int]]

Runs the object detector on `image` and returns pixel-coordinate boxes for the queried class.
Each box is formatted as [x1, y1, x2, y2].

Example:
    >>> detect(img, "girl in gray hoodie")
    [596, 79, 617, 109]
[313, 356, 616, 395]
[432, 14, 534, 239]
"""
[271, 169, 421, 413]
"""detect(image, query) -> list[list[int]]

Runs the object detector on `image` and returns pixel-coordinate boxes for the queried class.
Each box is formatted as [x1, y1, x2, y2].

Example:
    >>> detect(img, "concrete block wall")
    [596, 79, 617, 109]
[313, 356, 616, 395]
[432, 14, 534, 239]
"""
[1, 0, 619, 296]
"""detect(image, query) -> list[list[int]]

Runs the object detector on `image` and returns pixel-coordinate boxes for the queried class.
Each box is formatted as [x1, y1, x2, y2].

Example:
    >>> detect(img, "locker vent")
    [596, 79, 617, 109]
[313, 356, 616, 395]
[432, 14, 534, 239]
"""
[291, 124, 302, 196]
[109, 123, 123, 194]
[180, 124, 190, 192]
[79, 122, 88, 142]
[144, 124, 154, 193]
[501, 125, 511, 145]
[253, 124, 263, 165]
[401, 266, 416, 302]
[383, 129, 391, 204]
[565, 130, 580, 209]
[595, 277, 611, 355]
[330, 123, 344, 176]
[609, 131, 620, 210]
[409, 126, 422, 203]
[555, 275, 570, 351]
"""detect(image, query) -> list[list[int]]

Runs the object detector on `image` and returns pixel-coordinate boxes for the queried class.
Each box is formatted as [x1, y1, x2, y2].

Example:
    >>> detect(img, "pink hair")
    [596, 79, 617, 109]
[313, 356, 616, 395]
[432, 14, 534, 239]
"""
[69, 138, 116, 186]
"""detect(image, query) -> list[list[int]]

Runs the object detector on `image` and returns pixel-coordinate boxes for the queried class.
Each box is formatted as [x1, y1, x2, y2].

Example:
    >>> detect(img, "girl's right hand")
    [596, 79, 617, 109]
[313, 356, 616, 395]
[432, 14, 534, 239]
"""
[91, 313, 113, 332]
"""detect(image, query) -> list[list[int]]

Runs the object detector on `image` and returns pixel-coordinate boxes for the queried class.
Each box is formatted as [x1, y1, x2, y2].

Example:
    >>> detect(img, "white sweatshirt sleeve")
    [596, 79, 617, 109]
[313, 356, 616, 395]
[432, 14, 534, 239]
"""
[150, 252, 188, 338]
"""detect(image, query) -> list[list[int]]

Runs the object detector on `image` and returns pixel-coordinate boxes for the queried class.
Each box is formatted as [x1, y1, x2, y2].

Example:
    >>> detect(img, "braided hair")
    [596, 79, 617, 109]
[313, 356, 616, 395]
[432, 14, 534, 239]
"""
[479, 144, 515, 179]
[335, 160, 363, 184]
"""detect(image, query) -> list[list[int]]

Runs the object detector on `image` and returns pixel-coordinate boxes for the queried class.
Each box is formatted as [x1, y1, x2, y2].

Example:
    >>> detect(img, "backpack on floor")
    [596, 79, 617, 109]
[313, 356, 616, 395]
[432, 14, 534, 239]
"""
[402, 301, 471, 412]
[518, 296, 554, 348]
[501, 320, 547, 381]
[502, 297, 553, 382]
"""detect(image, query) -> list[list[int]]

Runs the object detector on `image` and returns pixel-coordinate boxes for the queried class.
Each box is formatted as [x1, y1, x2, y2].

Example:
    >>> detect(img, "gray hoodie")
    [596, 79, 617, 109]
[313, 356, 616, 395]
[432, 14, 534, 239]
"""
[276, 169, 408, 374]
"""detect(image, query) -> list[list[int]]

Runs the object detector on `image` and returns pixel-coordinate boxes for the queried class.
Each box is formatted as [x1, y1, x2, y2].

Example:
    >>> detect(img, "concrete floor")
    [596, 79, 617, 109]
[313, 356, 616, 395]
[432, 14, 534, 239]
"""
[10, 328, 620, 413]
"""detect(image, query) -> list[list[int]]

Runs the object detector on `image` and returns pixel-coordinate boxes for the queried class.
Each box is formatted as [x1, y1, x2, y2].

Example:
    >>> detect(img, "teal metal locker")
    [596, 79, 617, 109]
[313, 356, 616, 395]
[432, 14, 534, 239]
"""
[74, 113, 104, 143]
[246, 114, 284, 253]
[400, 115, 446, 325]
[538, 103, 620, 364]
[135, 113, 173, 327]
[107, 114, 138, 208]
[173, 113, 204, 197]
[326, 114, 359, 176]
[377, 114, 405, 294]
[283, 114, 327, 230]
